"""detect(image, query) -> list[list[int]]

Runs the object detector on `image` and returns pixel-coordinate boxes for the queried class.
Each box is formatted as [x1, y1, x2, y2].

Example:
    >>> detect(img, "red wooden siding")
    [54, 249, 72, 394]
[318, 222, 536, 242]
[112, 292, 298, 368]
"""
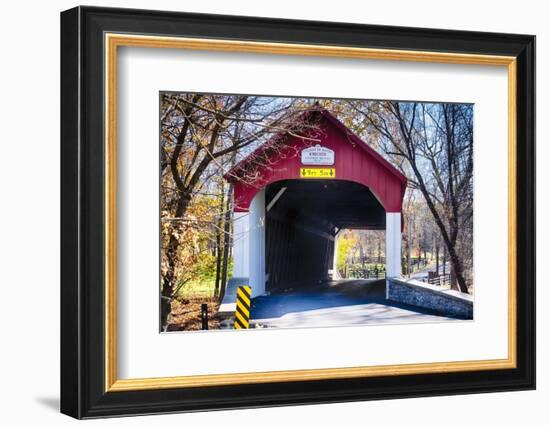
[225, 109, 407, 213]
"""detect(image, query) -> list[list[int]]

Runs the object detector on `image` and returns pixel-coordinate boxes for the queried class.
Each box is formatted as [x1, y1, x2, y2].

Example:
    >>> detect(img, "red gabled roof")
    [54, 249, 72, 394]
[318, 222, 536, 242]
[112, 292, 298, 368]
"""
[225, 107, 407, 184]
[224, 105, 407, 213]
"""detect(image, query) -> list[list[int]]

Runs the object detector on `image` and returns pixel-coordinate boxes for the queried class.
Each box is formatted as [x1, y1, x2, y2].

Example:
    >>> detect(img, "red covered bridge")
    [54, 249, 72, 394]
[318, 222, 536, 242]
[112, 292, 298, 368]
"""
[222, 107, 406, 301]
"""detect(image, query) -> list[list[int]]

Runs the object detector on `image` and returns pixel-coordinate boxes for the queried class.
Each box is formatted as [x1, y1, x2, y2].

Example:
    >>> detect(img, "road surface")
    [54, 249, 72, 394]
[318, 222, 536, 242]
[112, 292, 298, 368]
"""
[249, 279, 458, 329]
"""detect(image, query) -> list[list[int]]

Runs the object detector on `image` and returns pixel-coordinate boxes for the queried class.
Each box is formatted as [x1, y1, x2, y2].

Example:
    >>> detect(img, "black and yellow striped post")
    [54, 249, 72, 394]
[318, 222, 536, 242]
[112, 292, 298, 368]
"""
[234, 285, 252, 329]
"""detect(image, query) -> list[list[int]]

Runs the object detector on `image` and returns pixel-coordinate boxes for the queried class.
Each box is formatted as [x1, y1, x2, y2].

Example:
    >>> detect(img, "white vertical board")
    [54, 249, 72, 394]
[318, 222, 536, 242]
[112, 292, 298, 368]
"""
[386, 212, 402, 278]
[249, 189, 266, 296]
[232, 211, 250, 279]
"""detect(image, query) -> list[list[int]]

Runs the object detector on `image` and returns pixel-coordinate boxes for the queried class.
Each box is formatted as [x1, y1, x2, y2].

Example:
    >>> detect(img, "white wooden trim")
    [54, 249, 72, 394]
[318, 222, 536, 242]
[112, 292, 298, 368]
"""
[249, 189, 266, 297]
[385, 212, 402, 278]
[232, 211, 250, 279]
[266, 186, 286, 212]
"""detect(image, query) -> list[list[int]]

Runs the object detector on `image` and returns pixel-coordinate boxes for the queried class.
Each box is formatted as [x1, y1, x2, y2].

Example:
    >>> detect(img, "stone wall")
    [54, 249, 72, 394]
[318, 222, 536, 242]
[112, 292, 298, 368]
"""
[386, 278, 473, 319]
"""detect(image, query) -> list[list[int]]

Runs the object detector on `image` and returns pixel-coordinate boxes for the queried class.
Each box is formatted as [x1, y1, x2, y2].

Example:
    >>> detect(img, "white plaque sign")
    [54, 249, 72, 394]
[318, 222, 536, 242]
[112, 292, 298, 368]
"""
[301, 144, 335, 165]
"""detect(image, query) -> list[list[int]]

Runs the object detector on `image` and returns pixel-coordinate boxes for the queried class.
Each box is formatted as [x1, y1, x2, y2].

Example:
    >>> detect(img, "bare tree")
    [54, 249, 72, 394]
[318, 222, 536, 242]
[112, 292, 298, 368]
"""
[349, 101, 473, 292]
[159, 94, 322, 330]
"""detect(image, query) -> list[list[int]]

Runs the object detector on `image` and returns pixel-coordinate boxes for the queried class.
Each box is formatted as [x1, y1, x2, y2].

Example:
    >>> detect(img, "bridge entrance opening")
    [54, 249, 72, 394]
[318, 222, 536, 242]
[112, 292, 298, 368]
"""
[265, 179, 385, 293]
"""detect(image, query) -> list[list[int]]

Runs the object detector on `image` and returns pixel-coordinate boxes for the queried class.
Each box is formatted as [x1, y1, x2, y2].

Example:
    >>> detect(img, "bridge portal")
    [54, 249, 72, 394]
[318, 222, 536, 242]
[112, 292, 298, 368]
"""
[223, 107, 407, 303]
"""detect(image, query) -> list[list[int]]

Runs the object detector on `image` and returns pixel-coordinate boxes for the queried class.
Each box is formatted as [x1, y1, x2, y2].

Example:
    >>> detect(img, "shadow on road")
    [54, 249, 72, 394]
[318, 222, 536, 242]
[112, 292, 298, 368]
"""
[250, 279, 450, 322]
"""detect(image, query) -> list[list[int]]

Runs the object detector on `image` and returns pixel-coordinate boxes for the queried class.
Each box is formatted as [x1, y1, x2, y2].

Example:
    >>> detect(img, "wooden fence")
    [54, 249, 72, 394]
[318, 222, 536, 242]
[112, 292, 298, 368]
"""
[425, 272, 452, 286]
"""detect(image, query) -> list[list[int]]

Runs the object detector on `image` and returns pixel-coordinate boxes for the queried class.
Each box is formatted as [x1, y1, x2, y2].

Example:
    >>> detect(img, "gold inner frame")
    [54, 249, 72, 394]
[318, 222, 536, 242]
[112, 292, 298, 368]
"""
[104, 33, 517, 392]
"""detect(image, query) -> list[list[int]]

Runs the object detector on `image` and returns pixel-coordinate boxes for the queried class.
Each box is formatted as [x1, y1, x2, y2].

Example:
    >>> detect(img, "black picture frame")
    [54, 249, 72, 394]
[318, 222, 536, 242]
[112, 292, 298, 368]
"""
[61, 5, 535, 419]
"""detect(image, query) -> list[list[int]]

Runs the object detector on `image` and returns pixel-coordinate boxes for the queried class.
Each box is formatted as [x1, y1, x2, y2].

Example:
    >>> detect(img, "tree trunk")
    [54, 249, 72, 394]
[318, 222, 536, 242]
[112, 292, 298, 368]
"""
[160, 193, 191, 331]
[214, 182, 225, 299]
[219, 183, 233, 302]
[435, 241, 440, 275]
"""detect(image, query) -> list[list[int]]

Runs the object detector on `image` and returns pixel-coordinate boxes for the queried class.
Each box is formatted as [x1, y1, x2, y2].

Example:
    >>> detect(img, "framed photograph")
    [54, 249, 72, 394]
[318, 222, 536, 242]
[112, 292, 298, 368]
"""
[60, 6, 535, 419]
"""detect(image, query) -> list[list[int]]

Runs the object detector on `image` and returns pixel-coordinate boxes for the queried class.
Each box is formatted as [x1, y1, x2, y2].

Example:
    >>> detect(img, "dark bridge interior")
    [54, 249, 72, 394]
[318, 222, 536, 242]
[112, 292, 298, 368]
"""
[265, 179, 385, 293]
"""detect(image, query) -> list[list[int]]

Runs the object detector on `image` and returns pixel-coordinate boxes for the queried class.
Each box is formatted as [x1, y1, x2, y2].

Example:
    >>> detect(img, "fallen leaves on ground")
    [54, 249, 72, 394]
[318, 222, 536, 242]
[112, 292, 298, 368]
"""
[166, 298, 221, 331]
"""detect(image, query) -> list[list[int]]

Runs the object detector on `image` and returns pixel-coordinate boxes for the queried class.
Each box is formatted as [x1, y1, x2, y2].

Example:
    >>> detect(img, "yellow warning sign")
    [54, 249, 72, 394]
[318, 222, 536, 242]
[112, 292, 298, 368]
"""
[300, 168, 336, 179]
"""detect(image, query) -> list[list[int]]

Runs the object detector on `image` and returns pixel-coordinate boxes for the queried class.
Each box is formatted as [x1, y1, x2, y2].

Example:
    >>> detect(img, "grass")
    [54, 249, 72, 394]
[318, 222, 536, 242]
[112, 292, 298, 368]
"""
[176, 259, 233, 300]
[178, 277, 217, 299]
